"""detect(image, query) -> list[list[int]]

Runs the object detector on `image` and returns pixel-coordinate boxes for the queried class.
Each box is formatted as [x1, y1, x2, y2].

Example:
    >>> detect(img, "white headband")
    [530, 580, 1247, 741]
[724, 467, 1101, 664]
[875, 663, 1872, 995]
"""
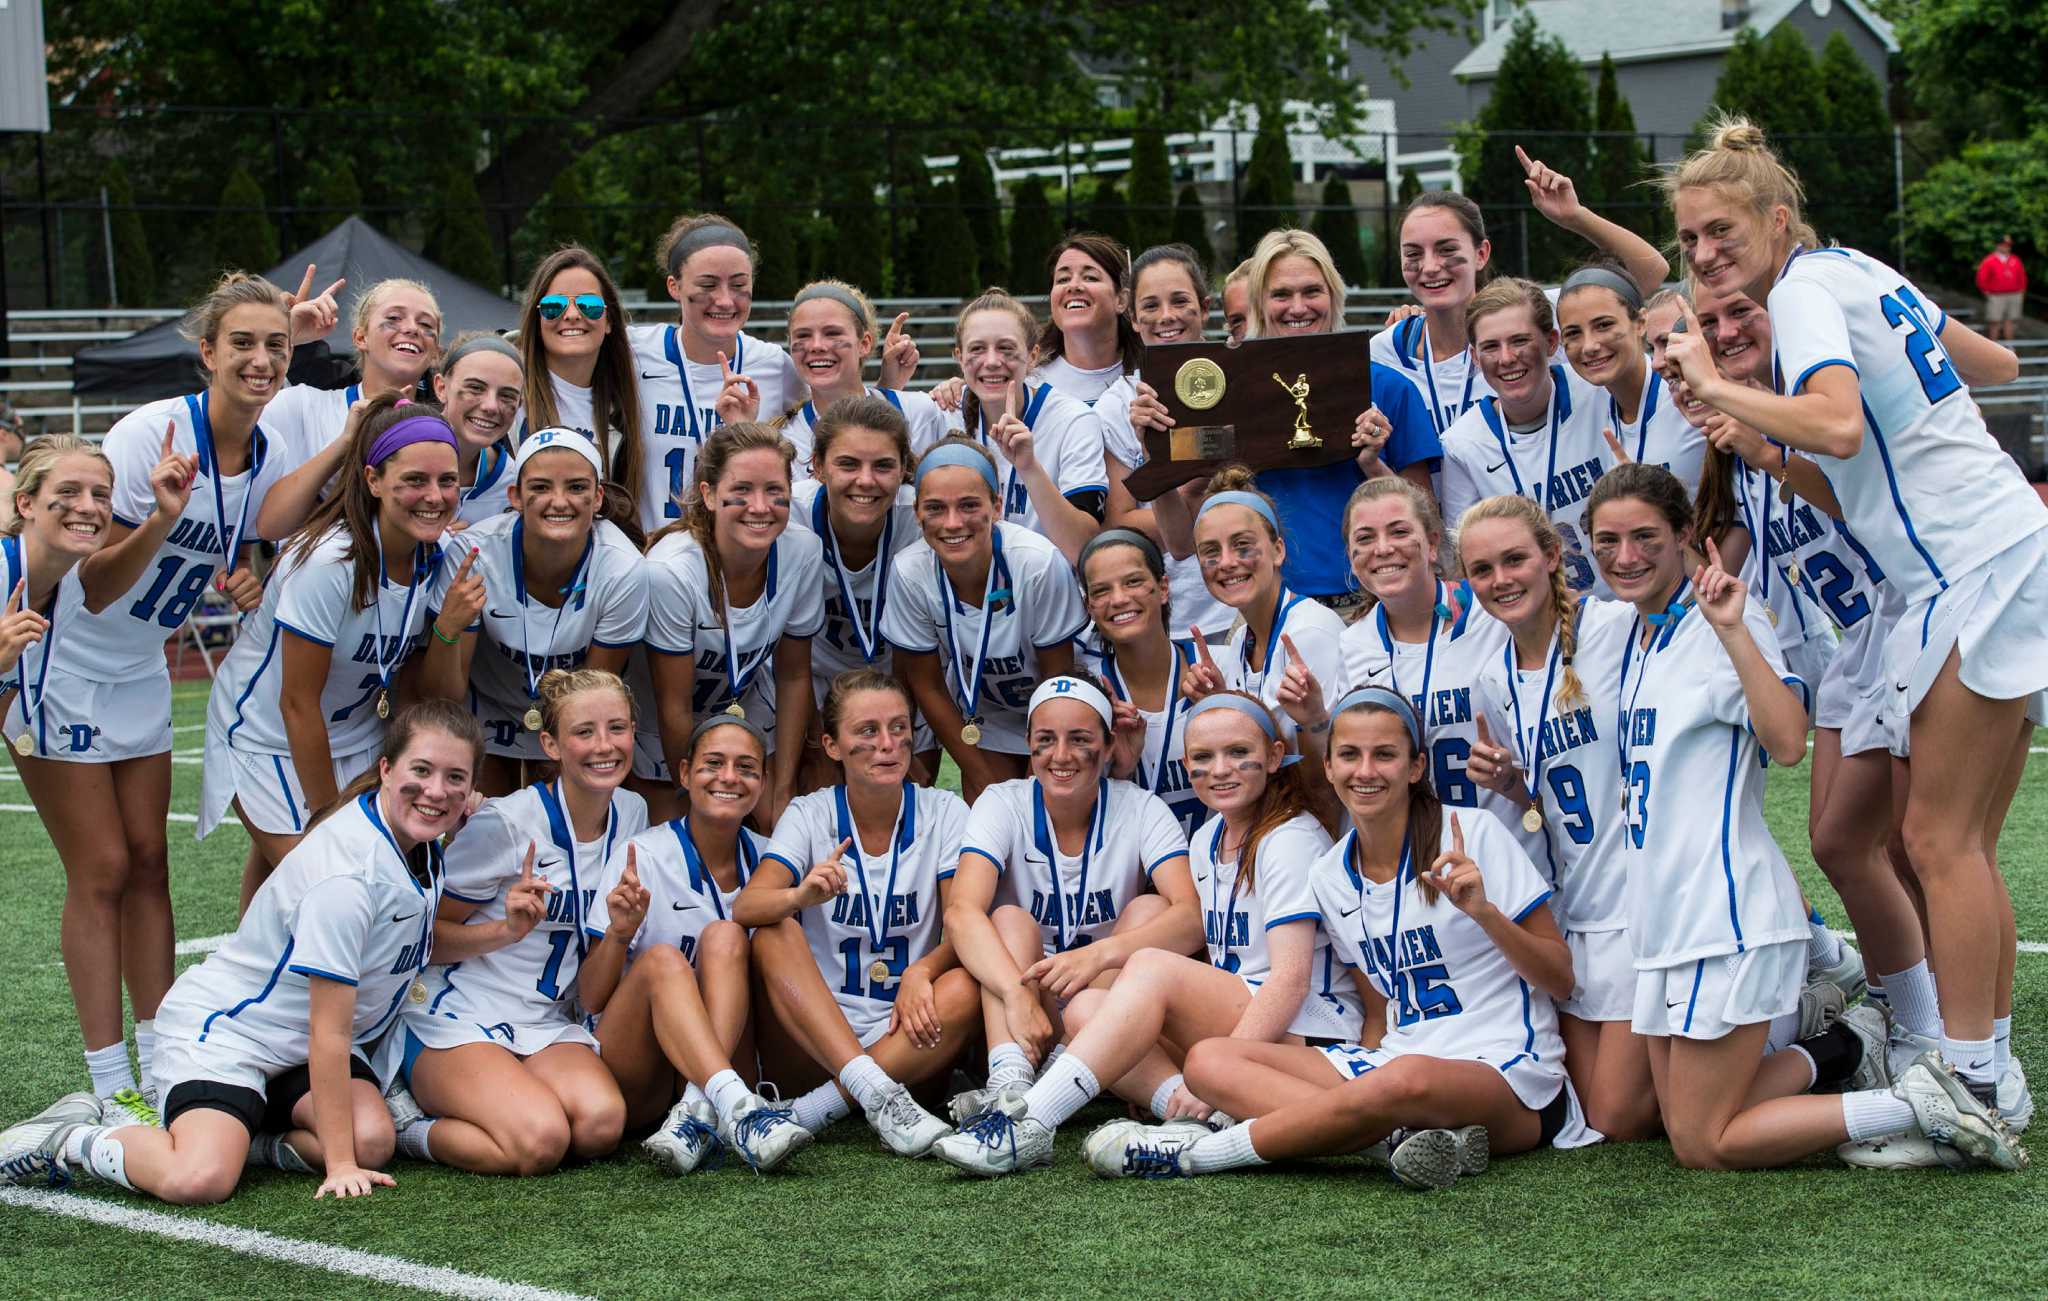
[514, 427, 605, 482]
[1027, 676, 1113, 731]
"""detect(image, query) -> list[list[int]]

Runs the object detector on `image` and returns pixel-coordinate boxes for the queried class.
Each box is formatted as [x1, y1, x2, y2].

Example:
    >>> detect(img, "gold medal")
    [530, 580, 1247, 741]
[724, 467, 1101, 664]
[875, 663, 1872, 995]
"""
[1173, 357, 1227, 411]
[407, 978, 428, 1005]
[1522, 806, 1543, 834]
[960, 721, 981, 746]
[523, 707, 543, 732]
[376, 690, 390, 720]
[725, 701, 746, 719]
[11, 733, 30, 757]
[868, 959, 891, 984]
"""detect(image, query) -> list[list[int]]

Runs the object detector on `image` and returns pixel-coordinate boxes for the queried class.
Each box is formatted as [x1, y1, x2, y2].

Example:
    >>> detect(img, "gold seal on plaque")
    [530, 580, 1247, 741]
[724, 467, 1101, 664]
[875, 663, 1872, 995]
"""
[1174, 358, 1226, 410]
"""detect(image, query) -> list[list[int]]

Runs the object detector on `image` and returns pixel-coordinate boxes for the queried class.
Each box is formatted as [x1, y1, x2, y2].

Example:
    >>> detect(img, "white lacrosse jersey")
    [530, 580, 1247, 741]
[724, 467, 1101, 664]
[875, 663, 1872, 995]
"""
[643, 523, 824, 733]
[157, 791, 442, 1062]
[1029, 355, 1129, 405]
[1770, 246, 2048, 602]
[1311, 810, 1564, 1072]
[781, 387, 950, 479]
[630, 325, 806, 532]
[957, 777, 1189, 954]
[1084, 636, 1206, 837]
[791, 479, 921, 692]
[1603, 370, 1706, 496]
[1372, 316, 1492, 439]
[1616, 582, 1809, 967]
[1729, 459, 1879, 654]
[878, 521, 1087, 753]
[210, 525, 445, 757]
[1472, 597, 1634, 933]
[454, 442, 516, 527]
[1221, 591, 1346, 748]
[586, 818, 778, 964]
[429, 513, 647, 746]
[259, 381, 363, 484]
[1440, 365, 1617, 595]
[417, 783, 648, 1023]
[943, 382, 1110, 533]
[766, 783, 968, 1017]
[1189, 811, 1362, 1034]
[63, 393, 288, 682]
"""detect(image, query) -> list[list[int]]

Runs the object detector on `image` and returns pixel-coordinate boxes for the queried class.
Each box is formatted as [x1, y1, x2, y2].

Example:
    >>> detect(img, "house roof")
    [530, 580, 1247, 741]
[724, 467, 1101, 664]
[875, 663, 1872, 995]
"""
[1452, 0, 1898, 80]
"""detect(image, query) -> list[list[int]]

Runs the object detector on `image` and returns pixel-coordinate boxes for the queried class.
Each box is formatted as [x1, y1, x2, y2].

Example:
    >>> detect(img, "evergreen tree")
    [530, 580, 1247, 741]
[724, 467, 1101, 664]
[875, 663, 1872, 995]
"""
[743, 183, 803, 300]
[516, 165, 601, 270]
[922, 180, 980, 297]
[211, 166, 279, 276]
[427, 166, 500, 288]
[1127, 126, 1175, 250]
[1086, 177, 1135, 249]
[1312, 174, 1370, 289]
[1698, 26, 1838, 225]
[823, 169, 887, 296]
[1589, 53, 1653, 239]
[954, 141, 1006, 288]
[1236, 109, 1298, 257]
[1170, 184, 1215, 276]
[102, 161, 156, 307]
[304, 159, 364, 226]
[1397, 168, 1423, 206]
[897, 153, 938, 295]
[1007, 175, 1059, 290]
[1463, 13, 1592, 279]
[1818, 31, 1896, 258]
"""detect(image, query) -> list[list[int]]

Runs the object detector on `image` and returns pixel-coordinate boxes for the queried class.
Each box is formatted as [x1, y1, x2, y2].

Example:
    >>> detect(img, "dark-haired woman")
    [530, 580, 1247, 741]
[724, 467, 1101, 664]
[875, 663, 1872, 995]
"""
[515, 247, 646, 527]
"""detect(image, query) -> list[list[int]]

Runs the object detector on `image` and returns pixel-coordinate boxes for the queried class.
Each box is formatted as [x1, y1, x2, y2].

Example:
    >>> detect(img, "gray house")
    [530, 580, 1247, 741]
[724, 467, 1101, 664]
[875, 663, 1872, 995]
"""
[1353, 0, 1897, 161]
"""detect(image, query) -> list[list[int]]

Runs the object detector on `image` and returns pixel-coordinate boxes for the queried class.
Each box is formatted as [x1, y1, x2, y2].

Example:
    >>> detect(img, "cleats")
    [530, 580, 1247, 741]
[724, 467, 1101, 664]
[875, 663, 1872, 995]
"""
[1385, 1128, 1464, 1190]
[0, 1092, 103, 1189]
[643, 1096, 721, 1175]
[946, 1086, 1000, 1128]
[866, 1084, 952, 1158]
[1797, 979, 1847, 1041]
[931, 1090, 1051, 1177]
[1837, 1130, 1967, 1170]
[1809, 942, 1867, 1005]
[1837, 1005, 1893, 1092]
[717, 1094, 812, 1173]
[383, 1082, 426, 1133]
[1892, 1052, 2028, 1172]
[1081, 1118, 1207, 1179]
[1999, 1058, 2032, 1135]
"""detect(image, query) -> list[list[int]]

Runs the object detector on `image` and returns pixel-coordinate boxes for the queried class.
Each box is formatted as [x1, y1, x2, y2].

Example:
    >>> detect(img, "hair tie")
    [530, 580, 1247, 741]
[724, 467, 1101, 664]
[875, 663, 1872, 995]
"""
[366, 414, 457, 467]
[394, 397, 413, 407]
[1196, 489, 1280, 535]
[667, 223, 754, 278]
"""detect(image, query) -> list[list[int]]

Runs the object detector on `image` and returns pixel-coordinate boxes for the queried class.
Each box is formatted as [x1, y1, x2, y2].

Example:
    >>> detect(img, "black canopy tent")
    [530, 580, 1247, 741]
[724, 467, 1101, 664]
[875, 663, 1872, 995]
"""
[71, 216, 518, 402]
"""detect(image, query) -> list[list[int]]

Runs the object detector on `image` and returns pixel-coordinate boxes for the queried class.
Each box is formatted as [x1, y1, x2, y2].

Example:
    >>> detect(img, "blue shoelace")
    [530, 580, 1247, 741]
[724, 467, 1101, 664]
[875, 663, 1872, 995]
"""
[669, 1114, 723, 1171]
[1121, 1142, 1185, 1179]
[731, 1105, 797, 1169]
[960, 1108, 1019, 1160]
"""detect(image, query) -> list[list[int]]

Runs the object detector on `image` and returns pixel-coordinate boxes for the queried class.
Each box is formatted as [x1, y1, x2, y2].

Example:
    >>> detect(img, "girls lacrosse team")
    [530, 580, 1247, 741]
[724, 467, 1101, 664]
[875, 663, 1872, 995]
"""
[6, 123, 2042, 1206]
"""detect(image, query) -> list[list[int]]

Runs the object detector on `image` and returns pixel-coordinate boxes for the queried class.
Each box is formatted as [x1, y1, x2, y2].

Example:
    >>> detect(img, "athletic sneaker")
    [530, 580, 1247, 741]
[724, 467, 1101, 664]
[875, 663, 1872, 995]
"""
[1892, 1052, 2028, 1171]
[104, 1087, 160, 1128]
[931, 1090, 1051, 1177]
[1837, 1129, 1966, 1170]
[1887, 1026, 1939, 1081]
[1797, 979, 1847, 1040]
[1999, 1058, 2032, 1134]
[643, 1096, 721, 1175]
[0, 1092, 103, 1188]
[946, 1085, 1000, 1128]
[1838, 1005, 1893, 1092]
[865, 1083, 951, 1158]
[1081, 1118, 1206, 1178]
[1385, 1128, 1463, 1190]
[383, 1082, 426, 1132]
[1446, 1124, 1490, 1175]
[717, 1094, 812, 1173]
[1809, 942, 1867, 1004]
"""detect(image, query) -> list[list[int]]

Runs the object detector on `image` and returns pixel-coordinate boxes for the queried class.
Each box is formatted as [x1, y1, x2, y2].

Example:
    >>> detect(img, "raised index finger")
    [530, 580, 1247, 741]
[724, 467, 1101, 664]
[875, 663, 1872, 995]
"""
[1705, 536, 1724, 572]
[888, 311, 909, 338]
[5, 580, 21, 616]
[718, 350, 734, 382]
[521, 841, 537, 880]
[162, 419, 177, 459]
[1513, 144, 1534, 175]
[1191, 627, 1219, 670]
[1449, 811, 1464, 856]
[294, 263, 316, 301]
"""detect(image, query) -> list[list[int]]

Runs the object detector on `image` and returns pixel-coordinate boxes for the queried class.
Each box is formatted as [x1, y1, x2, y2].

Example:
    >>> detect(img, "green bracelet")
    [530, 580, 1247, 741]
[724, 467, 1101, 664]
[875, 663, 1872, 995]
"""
[431, 623, 460, 645]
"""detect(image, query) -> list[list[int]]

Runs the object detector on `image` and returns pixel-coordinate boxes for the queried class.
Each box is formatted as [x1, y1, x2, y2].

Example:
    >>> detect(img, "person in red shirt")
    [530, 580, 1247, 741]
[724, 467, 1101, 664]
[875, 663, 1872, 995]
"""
[1976, 235, 2027, 341]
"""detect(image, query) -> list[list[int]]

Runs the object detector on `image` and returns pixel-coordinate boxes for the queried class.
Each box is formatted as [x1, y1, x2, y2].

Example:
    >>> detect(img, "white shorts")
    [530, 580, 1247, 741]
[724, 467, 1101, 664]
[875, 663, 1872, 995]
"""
[198, 737, 379, 838]
[149, 1027, 283, 1100]
[1816, 618, 1891, 757]
[1240, 975, 1365, 1042]
[21, 667, 173, 762]
[1313, 1039, 1591, 1146]
[475, 689, 549, 763]
[840, 996, 894, 1049]
[631, 726, 670, 783]
[1887, 531, 2048, 719]
[1630, 938, 1803, 1040]
[393, 1005, 599, 1076]
[1561, 928, 1634, 1022]
[1784, 635, 1836, 721]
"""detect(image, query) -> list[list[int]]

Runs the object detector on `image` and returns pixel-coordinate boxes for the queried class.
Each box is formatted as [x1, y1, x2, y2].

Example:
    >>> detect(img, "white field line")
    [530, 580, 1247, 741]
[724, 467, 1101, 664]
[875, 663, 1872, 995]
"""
[0, 1186, 596, 1301]
[174, 933, 232, 956]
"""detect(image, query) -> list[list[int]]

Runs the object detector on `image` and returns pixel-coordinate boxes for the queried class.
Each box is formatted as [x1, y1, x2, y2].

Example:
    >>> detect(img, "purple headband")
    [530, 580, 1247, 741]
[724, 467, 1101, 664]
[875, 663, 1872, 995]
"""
[366, 414, 459, 468]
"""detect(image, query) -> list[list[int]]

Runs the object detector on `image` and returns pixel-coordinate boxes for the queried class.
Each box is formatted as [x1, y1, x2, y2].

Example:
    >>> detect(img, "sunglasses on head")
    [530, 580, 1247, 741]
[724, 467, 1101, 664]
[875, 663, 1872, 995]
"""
[537, 293, 607, 322]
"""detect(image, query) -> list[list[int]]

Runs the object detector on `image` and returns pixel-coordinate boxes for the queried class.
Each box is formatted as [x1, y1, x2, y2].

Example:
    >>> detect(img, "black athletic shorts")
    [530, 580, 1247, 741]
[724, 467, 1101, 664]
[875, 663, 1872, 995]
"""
[163, 1053, 377, 1134]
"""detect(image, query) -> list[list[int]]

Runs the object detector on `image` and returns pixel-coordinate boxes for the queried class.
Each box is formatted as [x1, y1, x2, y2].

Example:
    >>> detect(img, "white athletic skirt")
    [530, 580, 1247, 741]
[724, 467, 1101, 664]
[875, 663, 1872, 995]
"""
[19, 667, 173, 762]
[1313, 1040, 1594, 1148]
[1239, 975, 1366, 1042]
[1887, 529, 2048, 718]
[1815, 616, 1891, 757]
[1630, 938, 1803, 1041]
[1561, 927, 1634, 1023]
[198, 735, 378, 838]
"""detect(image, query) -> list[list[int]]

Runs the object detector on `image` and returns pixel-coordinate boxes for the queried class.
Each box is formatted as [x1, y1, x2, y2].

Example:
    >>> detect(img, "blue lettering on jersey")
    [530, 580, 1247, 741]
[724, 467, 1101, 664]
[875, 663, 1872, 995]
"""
[1030, 886, 1118, 937]
[830, 891, 923, 929]
[1204, 908, 1251, 949]
[1628, 708, 1657, 746]
[1543, 458, 1608, 511]
[485, 638, 587, 675]
[351, 631, 429, 666]
[391, 942, 425, 975]
[1764, 502, 1831, 560]
[163, 517, 227, 555]
[545, 888, 597, 926]
[1411, 686, 1473, 729]
[1535, 707, 1600, 762]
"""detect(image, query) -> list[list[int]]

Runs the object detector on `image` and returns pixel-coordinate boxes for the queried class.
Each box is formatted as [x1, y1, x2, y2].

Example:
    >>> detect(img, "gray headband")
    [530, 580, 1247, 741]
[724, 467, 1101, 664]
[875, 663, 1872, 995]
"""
[1560, 266, 1643, 312]
[688, 711, 769, 753]
[668, 224, 754, 278]
[440, 334, 521, 374]
[1331, 685, 1424, 751]
[793, 284, 871, 332]
[1079, 527, 1163, 577]
[1185, 693, 1279, 742]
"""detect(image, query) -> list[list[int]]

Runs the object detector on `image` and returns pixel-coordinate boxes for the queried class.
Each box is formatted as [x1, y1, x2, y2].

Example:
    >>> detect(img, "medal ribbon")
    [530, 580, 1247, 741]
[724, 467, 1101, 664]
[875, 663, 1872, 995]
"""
[1031, 777, 1107, 953]
[1240, 588, 1310, 698]
[370, 531, 431, 703]
[1502, 628, 1563, 823]
[1103, 637, 1192, 797]
[362, 788, 440, 1038]
[936, 525, 1008, 724]
[666, 328, 746, 445]
[813, 486, 893, 664]
[1207, 819, 1246, 972]
[184, 390, 268, 575]
[674, 816, 758, 921]
[5, 536, 56, 753]
[834, 784, 914, 959]
[1376, 580, 1448, 727]
[512, 519, 595, 708]
[715, 541, 780, 711]
[1477, 368, 1570, 510]
[1609, 370, 1662, 464]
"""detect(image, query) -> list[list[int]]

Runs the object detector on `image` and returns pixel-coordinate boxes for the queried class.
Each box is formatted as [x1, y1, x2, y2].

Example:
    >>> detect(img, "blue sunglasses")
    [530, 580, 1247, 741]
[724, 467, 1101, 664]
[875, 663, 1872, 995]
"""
[537, 293, 606, 322]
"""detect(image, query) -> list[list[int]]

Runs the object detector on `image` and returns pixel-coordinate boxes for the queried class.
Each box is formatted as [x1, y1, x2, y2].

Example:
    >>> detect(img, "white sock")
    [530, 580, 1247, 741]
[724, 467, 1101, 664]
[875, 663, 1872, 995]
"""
[986, 1042, 1034, 1092]
[1182, 1121, 1264, 1174]
[837, 1055, 893, 1114]
[705, 1069, 752, 1122]
[1943, 1035, 1997, 1087]
[1021, 1054, 1099, 1130]
[682, 1082, 710, 1111]
[1880, 961, 1942, 1040]
[1994, 1016, 2013, 1079]
[1807, 919, 1845, 968]
[394, 1119, 436, 1162]
[1150, 1074, 1185, 1121]
[1841, 1090, 1917, 1141]
[84, 1042, 137, 1099]
[1865, 980, 1889, 1011]
[132, 1021, 157, 1088]
[792, 1081, 852, 1134]
[71, 1128, 133, 1189]
[1765, 1009, 1802, 1055]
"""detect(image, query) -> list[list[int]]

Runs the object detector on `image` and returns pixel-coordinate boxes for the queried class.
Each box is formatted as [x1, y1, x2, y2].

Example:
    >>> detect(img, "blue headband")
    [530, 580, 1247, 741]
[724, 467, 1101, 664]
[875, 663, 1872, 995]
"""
[1330, 685, 1424, 750]
[1184, 693, 1279, 742]
[914, 442, 999, 495]
[1197, 489, 1280, 534]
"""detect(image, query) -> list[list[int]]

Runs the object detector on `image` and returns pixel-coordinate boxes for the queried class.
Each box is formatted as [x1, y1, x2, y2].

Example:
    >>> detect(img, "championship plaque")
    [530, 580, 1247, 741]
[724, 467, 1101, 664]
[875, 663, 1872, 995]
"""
[1126, 330, 1375, 501]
